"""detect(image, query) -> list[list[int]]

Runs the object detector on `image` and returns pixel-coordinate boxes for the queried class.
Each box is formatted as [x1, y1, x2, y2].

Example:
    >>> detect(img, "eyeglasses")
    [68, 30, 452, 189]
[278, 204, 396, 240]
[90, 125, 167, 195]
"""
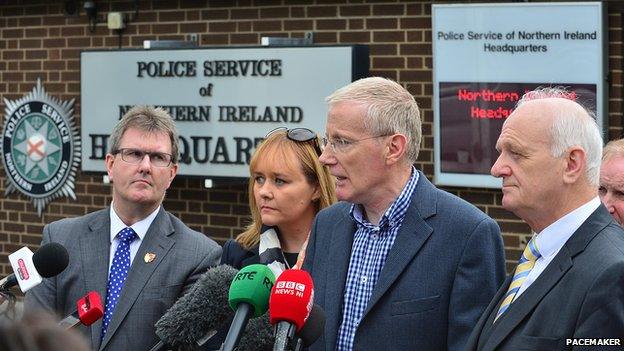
[113, 148, 174, 167]
[265, 127, 323, 156]
[321, 134, 390, 153]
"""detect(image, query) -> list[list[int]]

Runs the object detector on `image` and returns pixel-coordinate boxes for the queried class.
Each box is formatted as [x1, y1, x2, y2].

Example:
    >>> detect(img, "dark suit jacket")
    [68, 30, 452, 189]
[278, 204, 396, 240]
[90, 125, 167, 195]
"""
[466, 205, 624, 351]
[220, 239, 260, 269]
[302, 172, 506, 351]
[25, 207, 222, 351]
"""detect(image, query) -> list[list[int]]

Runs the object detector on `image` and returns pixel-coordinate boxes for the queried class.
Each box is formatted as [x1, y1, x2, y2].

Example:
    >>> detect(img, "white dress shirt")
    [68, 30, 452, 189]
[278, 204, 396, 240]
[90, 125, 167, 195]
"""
[108, 204, 160, 274]
[516, 196, 601, 298]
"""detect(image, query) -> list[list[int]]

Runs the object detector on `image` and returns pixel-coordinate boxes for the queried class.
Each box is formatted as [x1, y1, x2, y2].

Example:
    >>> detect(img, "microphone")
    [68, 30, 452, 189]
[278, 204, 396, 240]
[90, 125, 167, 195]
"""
[237, 313, 273, 351]
[150, 264, 239, 351]
[293, 304, 326, 351]
[58, 291, 104, 329]
[235, 304, 325, 351]
[221, 264, 276, 351]
[269, 269, 314, 351]
[0, 243, 69, 292]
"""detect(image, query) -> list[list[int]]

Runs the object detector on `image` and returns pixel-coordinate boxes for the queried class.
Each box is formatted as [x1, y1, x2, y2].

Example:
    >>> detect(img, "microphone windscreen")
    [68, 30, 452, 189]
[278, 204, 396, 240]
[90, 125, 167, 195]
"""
[236, 313, 273, 351]
[296, 303, 325, 347]
[228, 264, 275, 318]
[155, 264, 238, 348]
[32, 242, 69, 278]
[77, 291, 104, 326]
[269, 269, 314, 331]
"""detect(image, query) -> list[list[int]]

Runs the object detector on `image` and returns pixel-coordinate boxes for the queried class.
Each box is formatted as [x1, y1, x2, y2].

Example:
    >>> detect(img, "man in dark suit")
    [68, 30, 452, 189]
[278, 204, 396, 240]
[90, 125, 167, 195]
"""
[302, 77, 506, 350]
[466, 88, 624, 351]
[25, 106, 221, 350]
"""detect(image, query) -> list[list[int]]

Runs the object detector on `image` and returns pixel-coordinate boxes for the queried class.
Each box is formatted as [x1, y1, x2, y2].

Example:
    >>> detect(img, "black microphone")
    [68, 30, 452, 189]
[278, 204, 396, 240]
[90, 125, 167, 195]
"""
[294, 304, 326, 351]
[149, 264, 238, 351]
[237, 313, 273, 351]
[0, 243, 69, 291]
[236, 303, 326, 351]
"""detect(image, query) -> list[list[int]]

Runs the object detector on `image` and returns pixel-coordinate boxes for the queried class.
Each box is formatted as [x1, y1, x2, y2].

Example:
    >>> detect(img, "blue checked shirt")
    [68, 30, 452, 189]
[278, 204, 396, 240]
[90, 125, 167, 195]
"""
[336, 168, 419, 351]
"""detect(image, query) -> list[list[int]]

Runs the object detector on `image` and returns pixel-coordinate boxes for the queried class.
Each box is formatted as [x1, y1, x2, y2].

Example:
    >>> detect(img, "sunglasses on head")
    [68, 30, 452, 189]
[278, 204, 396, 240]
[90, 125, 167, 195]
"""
[265, 127, 323, 156]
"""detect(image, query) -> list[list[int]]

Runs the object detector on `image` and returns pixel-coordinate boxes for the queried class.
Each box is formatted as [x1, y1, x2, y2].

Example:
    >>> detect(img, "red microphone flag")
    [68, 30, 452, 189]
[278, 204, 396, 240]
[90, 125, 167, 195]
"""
[77, 291, 104, 326]
[269, 269, 314, 332]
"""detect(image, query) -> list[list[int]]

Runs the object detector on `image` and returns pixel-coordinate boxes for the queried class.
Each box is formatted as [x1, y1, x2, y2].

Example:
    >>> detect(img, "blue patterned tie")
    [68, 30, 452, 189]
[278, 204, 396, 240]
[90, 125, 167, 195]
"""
[101, 227, 137, 340]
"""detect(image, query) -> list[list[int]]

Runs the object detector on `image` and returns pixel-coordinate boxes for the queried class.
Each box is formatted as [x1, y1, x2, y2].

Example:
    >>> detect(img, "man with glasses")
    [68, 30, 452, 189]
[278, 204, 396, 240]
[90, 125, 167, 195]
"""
[303, 77, 506, 351]
[25, 106, 221, 350]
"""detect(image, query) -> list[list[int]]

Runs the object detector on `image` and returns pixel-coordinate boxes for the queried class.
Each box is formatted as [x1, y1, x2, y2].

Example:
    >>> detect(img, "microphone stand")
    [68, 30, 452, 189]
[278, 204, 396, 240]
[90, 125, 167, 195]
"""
[0, 288, 17, 320]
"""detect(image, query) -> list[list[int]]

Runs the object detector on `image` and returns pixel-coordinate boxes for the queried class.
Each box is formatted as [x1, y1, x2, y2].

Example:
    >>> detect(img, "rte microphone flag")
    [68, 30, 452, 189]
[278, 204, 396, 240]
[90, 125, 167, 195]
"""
[221, 264, 275, 351]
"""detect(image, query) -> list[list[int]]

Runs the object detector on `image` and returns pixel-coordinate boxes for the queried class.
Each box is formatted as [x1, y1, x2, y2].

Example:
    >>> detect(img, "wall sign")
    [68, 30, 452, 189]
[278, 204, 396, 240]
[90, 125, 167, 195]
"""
[81, 45, 369, 178]
[432, 2, 605, 188]
[2, 79, 81, 215]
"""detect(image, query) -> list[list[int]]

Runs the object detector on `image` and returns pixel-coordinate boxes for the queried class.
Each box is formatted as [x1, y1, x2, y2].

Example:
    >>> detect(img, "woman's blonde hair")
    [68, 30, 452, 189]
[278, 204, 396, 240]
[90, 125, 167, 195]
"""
[236, 130, 336, 249]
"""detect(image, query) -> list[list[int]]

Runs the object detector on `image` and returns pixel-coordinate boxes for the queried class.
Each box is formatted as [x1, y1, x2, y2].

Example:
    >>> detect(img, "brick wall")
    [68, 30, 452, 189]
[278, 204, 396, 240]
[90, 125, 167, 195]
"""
[0, 0, 622, 276]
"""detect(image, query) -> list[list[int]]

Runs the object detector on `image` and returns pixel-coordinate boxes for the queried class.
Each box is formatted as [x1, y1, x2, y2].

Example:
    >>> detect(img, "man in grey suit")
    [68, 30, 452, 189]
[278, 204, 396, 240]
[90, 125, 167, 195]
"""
[466, 88, 624, 351]
[302, 77, 506, 350]
[25, 106, 221, 350]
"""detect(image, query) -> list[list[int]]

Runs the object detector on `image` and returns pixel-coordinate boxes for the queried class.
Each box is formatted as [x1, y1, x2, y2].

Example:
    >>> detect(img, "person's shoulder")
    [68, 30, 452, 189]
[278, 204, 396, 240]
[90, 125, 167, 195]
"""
[222, 238, 244, 253]
[589, 222, 624, 260]
[426, 182, 492, 222]
[45, 208, 108, 232]
[573, 223, 624, 289]
[316, 201, 351, 220]
[221, 239, 254, 268]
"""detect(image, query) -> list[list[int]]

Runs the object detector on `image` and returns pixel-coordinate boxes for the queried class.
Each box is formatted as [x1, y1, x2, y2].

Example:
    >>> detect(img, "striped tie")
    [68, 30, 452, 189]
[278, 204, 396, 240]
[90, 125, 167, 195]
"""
[494, 238, 541, 322]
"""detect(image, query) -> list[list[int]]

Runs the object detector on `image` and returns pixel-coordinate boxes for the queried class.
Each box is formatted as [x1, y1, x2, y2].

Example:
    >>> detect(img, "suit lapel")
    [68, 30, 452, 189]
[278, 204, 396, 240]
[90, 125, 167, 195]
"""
[362, 173, 435, 318]
[471, 275, 512, 351]
[81, 209, 112, 350]
[481, 206, 611, 351]
[99, 208, 175, 350]
[324, 209, 356, 350]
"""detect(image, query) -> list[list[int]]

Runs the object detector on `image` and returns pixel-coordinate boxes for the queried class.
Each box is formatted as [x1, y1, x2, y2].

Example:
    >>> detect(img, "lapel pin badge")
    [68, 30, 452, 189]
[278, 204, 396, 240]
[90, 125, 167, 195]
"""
[144, 252, 156, 263]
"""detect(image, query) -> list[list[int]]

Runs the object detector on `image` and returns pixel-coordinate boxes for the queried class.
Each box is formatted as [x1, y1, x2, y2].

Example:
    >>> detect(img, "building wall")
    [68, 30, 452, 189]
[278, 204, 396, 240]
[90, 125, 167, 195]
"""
[0, 0, 622, 275]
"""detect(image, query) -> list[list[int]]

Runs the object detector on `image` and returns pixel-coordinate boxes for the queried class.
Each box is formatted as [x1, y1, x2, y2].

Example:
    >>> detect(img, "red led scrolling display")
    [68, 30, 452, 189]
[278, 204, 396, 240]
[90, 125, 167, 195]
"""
[438, 82, 596, 175]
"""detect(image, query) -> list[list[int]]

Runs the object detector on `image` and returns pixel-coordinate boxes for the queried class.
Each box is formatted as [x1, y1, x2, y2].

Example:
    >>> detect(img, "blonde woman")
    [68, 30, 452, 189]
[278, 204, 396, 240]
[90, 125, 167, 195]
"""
[221, 127, 336, 276]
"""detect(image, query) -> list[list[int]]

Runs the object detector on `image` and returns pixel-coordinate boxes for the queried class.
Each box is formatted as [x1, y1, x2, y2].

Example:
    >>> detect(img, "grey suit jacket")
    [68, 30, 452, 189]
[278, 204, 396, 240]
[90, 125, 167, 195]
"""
[302, 172, 506, 351]
[466, 205, 624, 351]
[25, 207, 222, 351]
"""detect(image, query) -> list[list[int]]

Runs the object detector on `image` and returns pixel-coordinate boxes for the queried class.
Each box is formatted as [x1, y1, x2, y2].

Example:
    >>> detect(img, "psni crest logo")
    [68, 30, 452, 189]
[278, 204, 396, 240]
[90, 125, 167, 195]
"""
[2, 79, 81, 216]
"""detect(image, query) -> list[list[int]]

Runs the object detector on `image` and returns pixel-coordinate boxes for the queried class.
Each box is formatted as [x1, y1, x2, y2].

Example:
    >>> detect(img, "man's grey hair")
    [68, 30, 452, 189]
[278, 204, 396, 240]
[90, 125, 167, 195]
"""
[108, 105, 180, 164]
[516, 87, 603, 186]
[602, 138, 624, 162]
[325, 77, 422, 164]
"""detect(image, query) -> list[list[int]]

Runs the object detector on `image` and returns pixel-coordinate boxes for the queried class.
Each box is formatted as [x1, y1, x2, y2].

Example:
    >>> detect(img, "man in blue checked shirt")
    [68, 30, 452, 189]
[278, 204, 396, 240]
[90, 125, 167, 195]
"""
[303, 77, 506, 351]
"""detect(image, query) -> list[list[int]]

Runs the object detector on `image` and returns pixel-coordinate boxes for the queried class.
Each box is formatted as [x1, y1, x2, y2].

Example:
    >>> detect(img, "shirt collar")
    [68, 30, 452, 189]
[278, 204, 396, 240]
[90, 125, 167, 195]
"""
[109, 203, 160, 243]
[533, 196, 600, 259]
[350, 166, 419, 229]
